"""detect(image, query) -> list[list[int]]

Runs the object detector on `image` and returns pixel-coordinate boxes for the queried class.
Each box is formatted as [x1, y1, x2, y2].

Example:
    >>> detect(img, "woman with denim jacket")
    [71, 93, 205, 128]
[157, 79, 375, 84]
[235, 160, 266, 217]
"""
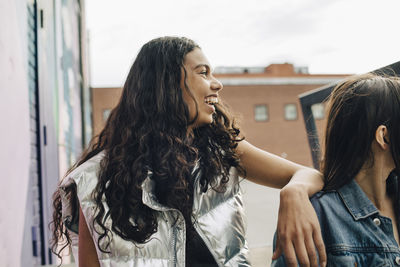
[273, 74, 400, 266]
[51, 36, 327, 267]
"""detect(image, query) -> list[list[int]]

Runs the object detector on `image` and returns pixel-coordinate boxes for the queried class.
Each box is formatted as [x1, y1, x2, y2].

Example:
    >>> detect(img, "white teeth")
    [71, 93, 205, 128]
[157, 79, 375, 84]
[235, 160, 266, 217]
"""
[204, 97, 218, 104]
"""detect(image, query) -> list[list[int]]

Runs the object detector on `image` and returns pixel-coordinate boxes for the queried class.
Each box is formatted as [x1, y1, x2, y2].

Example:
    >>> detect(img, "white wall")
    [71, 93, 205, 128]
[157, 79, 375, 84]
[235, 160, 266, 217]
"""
[242, 180, 280, 266]
[0, 0, 31, 266]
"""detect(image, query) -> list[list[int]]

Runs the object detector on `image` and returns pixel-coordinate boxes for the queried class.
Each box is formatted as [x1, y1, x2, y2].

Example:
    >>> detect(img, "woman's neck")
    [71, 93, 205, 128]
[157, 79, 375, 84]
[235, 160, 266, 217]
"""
[354, 166, 390, 210]
[354, 140, 396, 211]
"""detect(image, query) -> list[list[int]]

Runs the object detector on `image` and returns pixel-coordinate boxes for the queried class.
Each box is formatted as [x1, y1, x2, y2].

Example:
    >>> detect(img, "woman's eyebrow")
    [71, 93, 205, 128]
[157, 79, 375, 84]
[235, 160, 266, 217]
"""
[194, 64, 210, 70]
[193, 64, 213, 72]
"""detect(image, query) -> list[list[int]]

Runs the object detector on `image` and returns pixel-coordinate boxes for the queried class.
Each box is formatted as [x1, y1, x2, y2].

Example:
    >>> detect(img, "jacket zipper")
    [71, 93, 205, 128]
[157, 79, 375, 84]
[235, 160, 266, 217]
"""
[171, 225, 177, 267]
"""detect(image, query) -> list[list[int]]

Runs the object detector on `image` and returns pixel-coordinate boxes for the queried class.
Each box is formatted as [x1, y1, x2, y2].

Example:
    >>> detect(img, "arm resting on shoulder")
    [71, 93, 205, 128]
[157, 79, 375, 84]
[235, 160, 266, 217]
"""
[236, 140, 323, 193]
[237, 140, 326, 267]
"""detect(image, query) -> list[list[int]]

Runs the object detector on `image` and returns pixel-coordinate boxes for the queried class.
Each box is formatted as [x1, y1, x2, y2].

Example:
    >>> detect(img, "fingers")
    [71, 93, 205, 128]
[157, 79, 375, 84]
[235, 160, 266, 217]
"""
[274, 228, 326, 267]
[272, 246, 282, 260]
[272, 229, 298, 266]
[295, 227, 327, 267]
[304, 234, 318, 267]
[314, 229, 327, 267]
[294, 229, 326, 267]
[273, 188, 327, 267]
[281, 239, 297, 267]
[292, 233, 310, 267]
[272, 235, 282, 260]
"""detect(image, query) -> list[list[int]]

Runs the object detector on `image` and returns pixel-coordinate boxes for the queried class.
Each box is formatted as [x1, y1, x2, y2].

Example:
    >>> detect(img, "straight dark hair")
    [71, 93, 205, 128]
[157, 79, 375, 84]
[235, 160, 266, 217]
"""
[322, 73, 400, 190]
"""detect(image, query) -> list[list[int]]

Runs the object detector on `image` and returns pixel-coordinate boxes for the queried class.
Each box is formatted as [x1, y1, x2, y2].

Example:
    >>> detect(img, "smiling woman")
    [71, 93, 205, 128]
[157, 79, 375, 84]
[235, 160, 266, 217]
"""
[181, 48, 223, 127]
[51, 36, 326, 267]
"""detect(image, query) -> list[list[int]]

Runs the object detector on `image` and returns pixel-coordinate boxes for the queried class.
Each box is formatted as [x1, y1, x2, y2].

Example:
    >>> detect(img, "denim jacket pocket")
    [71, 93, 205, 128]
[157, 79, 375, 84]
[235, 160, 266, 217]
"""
[327, 252, 388, 267]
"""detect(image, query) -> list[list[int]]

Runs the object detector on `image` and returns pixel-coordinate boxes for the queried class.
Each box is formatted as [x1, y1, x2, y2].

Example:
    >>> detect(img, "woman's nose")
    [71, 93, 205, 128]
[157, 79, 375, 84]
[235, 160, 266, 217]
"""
[211, 77, 223, 91]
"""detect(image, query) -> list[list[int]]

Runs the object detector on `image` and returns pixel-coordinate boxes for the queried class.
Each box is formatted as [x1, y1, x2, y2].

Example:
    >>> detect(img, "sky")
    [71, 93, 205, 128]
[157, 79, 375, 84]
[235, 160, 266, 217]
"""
[86, 0, 400, 87]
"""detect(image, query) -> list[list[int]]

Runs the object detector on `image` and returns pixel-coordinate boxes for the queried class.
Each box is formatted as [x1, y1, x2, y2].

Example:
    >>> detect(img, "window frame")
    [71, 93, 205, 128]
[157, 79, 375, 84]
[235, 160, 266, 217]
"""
[311, 103, 325, 120]
[254, 104, 269, 122]
[283, 103, 298, 121]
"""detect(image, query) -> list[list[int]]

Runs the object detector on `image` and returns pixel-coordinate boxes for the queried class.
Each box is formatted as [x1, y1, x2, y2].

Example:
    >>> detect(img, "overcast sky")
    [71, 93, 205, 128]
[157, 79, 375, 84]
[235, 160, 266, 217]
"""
[86, 0, 400, 87]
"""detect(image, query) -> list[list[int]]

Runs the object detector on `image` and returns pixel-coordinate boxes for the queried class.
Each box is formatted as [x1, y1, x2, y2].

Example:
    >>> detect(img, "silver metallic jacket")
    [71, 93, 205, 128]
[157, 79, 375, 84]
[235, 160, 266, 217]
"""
[60, 152, 251, 267]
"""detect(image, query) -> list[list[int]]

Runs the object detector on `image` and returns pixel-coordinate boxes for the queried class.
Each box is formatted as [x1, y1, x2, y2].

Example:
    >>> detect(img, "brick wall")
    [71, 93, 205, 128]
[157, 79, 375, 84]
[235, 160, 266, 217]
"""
[219, 83, 327, 166]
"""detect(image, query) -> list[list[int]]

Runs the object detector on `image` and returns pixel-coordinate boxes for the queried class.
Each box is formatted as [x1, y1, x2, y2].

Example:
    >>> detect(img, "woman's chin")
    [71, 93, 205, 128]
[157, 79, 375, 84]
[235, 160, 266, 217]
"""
[192, 117, 214, 128]
[202, 116, 214, 125]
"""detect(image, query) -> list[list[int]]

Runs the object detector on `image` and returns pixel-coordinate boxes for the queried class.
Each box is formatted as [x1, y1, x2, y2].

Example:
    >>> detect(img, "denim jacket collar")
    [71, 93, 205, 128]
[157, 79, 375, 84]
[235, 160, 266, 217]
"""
[337, 179, 379, 221]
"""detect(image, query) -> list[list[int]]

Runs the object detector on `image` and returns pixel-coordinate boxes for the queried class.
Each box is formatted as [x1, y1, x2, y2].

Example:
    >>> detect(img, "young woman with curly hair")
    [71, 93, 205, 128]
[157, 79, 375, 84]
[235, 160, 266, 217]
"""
[52, 36, 326, 267]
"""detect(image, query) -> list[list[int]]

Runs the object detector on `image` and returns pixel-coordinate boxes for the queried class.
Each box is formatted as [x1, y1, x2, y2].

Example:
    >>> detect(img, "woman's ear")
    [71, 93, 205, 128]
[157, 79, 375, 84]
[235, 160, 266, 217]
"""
[375, 125, 389, 149]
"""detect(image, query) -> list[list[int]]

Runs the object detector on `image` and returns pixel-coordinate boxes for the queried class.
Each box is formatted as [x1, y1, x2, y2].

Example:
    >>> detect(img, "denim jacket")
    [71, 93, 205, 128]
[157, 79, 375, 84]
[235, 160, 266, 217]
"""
[272, 180, 400, 267]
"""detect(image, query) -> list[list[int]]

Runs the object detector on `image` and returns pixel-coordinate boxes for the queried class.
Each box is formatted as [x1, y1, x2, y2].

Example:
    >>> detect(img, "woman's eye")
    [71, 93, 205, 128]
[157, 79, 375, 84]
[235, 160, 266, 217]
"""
[200, 71, 207, 76]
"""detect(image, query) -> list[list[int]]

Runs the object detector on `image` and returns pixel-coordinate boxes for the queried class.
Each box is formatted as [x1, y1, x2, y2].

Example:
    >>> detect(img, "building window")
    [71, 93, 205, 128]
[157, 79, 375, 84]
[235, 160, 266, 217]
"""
[284, 104, 297, 120]
[311, 103, 325, 120]
[103, 109, 111, 122]
[254, 104, 268, 121]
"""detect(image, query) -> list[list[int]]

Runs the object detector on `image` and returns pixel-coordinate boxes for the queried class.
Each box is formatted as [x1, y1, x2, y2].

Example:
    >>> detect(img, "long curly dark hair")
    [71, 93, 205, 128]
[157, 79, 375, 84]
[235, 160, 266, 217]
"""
[51, 36, 244, 259]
